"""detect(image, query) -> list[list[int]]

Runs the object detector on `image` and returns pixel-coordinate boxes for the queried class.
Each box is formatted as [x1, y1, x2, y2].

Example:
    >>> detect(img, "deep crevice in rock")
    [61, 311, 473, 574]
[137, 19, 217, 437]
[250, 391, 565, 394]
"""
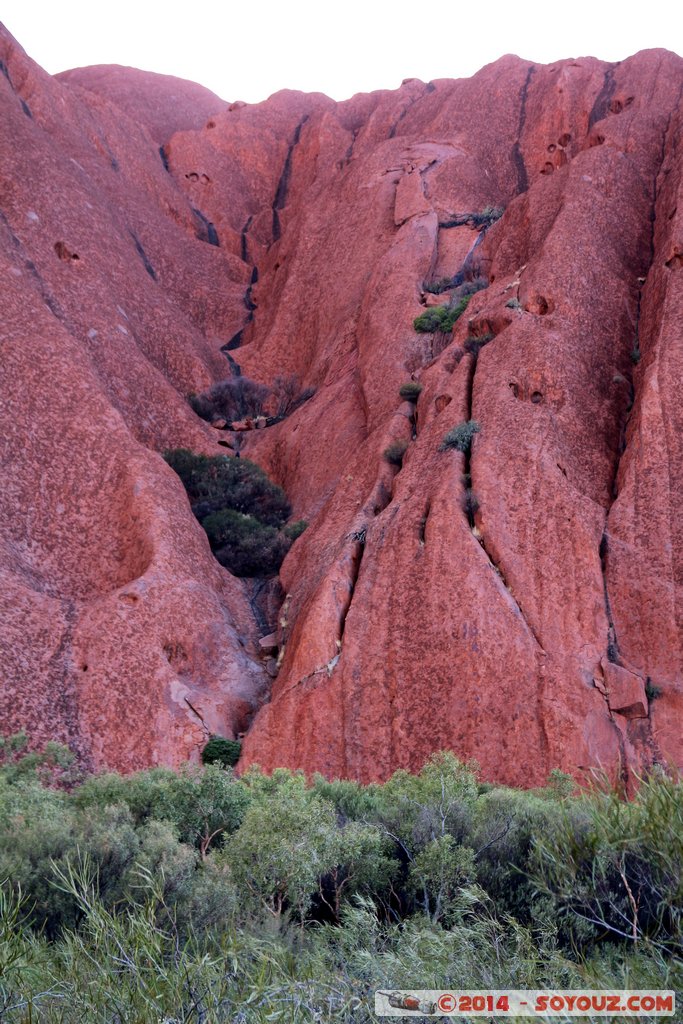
[129, 231, 156, 280]
[510, 64, 536, 195]
[272, 115, 309, 242]
[588, 63, 620, 130]
[192, 207, 220, 246]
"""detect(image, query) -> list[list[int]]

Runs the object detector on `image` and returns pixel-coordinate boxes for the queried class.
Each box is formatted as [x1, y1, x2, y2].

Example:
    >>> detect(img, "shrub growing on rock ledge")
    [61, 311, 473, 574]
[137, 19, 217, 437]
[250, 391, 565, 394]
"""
[439, 420, 480, 453]
[164, 450, 291, 526]
[383, 440, 409, 467]
[164, 449, 298, 577]
[203, 509, 289, 577]
[414, 296, 472, 334]
[398, 381, 423, 402]
[201, 736, 242, 769]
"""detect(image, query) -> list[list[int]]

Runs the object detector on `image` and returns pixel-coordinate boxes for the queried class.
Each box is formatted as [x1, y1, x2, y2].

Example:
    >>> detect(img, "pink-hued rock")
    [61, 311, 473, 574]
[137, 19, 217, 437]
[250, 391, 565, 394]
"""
[2, 23, 683, 787]
[0, 25, 267, 770]
[56, 65, 227, 144]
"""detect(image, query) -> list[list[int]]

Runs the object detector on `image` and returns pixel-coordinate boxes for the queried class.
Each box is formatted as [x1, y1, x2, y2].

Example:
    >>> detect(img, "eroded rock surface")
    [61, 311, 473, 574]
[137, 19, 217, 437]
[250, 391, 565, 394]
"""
[1, 23, 682, 785]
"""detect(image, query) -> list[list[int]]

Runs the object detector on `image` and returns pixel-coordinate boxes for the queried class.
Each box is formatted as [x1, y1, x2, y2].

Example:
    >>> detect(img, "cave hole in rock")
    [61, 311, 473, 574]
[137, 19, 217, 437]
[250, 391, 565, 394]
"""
[54, 241, 80, 262]
[163, 642, 188, 669]
[668, 206, 677, 221]
[435, 394, 452, 413]
[525, 294, 553, 316]
[206, 120, 216, 129]
[81, 664, 88, 672]
[508, 382, 519, 399]
[540, 162, 554, 175]
[665, 252, 683, 269]
[590, 133, 606, 147]
[531, 391, 544, 404]
[558, 132, 572, 147]
[547, 143, 556, 153]
[185, 172, 199, 182]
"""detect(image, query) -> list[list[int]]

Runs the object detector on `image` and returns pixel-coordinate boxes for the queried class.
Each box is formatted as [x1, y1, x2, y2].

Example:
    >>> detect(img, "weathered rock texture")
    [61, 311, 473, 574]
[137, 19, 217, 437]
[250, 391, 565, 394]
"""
[1, 23, 682, 786]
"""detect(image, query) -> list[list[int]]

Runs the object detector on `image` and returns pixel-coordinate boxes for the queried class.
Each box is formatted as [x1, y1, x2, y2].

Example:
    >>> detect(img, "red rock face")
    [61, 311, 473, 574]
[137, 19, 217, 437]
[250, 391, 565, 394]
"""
[1, 23, 682, 786]
[56, 65, 227, 145]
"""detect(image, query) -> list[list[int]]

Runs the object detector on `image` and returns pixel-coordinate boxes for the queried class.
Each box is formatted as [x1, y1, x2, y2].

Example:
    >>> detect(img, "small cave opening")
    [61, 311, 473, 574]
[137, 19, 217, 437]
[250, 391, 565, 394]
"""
[54, 241, 80, 263]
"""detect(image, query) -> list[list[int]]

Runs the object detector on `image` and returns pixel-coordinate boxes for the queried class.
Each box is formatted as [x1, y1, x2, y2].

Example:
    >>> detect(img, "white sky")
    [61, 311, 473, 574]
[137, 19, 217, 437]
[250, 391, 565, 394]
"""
[3, 0, 682, 104]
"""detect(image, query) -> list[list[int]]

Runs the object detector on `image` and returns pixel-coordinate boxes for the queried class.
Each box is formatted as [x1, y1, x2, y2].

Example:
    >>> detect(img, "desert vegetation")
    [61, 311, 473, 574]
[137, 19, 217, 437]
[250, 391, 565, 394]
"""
[0, 737, 680, 1021]
[440, 420, 480, 453]
[189, 374, 315, 427]
[164, 449, 305, 577]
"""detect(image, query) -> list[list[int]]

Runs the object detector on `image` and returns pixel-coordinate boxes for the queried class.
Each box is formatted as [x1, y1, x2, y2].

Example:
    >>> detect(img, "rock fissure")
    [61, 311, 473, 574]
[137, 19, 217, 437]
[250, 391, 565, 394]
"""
[511, 64, 536, 194]
[271, 115, 308, 242]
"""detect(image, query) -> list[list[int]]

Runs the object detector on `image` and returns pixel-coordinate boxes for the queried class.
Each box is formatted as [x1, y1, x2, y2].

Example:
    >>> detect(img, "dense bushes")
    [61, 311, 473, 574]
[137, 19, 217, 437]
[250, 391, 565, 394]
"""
[164, 449, 305, 577]
[201, 736, 242, 769]
[189, 373, 315, 426]
[1, 739, 681, 1020]
[190, 376, 269, 423]
[414, 299, 470, 334]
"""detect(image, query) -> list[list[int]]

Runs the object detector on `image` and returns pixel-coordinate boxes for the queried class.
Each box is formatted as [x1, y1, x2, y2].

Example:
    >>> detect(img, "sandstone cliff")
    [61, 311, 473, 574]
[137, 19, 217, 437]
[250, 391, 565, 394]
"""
[1, 23, 681, 786]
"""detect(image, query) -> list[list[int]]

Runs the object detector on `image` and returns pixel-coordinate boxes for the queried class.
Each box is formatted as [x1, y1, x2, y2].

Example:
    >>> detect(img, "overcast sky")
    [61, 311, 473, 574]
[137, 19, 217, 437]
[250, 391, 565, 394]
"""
[3, 0, 682, 104]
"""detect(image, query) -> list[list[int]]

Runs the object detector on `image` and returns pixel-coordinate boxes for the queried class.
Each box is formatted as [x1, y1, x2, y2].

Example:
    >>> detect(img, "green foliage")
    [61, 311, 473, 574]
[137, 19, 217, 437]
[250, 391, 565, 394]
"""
[222, 785, 340, 921]
[398, 380, 423, 402]
[463, 332, 494, 357]
[409, 835, 476, 924]
[203, 508, 289, 576]
[532, 772, 683, 953]
[202, 736, 242, 769]
[164, 449, 290, 527]
[164, 449, 295, 577]
[283, 518, 308, 541]
[506, 296, 521, 309]
[0, 737, 681, 1020]
[382, 439, 409, 467]
[413, 296, 471, 334]
[439, 419, 480, 453]
[469, 205, 504, 228]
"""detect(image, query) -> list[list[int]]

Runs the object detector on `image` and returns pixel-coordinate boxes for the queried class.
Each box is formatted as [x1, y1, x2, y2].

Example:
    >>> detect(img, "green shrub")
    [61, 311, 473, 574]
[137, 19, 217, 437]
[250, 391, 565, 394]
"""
[463, 333, 494, 356]
[283, 519, 308, 542]
[439, 420, 480, 453]
[201, 737, 242, 769]
[0, 739, 681, 1012]
[164, 449, 291, 527]
[413, 296, 471, 334]
[383, 440, 409, 467]
[506, 297, 521, 309]
[413, 306, 450, 333]
[469, 205, 504, 228]
[398, 381, 423, 402]
[423, 277, 454, 294]
[203, 509, 289, 577]
[164, 450, 295, 577]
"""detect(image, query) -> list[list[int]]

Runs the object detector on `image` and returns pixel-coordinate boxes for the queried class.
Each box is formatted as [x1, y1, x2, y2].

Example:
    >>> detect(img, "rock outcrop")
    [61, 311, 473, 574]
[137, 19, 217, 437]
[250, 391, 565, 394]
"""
[1, 22, 682, 786]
